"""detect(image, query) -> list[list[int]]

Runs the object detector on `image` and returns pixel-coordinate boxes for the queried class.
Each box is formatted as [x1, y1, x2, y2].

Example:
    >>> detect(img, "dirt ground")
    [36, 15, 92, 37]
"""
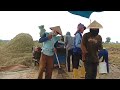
[0, 63, 120, 79]
[0, 44, 120, 79]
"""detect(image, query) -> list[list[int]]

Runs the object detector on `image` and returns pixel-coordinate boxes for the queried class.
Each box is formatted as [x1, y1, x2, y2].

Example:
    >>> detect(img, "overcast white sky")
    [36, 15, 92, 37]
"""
[0, 11, 120, 42]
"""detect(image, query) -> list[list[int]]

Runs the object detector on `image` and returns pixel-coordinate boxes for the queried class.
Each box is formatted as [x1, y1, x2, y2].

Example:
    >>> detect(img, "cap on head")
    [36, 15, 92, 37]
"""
[77, 23, 86, 30]
[74, 23, 86, 35]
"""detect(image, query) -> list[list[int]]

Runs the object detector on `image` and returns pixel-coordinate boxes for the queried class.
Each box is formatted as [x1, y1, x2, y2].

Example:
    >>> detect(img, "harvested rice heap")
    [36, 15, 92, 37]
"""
[0, 33, 34, 66]
[4, 33, 34, 53]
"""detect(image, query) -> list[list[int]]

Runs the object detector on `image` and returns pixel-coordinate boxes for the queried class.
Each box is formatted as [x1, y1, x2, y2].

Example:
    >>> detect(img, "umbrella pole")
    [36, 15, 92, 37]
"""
[90, 19, 91, 24]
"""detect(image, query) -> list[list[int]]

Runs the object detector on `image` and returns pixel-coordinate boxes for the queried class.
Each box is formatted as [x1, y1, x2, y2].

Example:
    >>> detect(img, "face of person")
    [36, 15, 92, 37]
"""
[77, 25, 86, 34]
[80, 28, 85, 33]
[77, 27, 85, 34]
[90, 28, 99, 36]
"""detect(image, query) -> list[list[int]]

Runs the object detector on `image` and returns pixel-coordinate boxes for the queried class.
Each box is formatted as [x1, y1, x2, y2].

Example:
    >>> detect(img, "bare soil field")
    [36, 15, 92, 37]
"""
[0, 42, 120, 79]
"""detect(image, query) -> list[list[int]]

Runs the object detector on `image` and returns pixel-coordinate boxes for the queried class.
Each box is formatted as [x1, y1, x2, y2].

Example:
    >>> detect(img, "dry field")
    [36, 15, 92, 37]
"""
[0, 36, 120, 79]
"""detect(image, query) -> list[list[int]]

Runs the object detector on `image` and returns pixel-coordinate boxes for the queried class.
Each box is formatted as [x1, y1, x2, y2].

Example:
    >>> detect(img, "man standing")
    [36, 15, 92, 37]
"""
[73, 23, 86, 79]
[81, 20, 103, 79]
[64, 32, 74, 72]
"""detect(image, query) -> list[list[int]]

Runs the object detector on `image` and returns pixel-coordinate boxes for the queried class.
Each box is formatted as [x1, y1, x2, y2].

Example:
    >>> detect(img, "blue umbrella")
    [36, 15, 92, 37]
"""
[68, 11, 102, 19]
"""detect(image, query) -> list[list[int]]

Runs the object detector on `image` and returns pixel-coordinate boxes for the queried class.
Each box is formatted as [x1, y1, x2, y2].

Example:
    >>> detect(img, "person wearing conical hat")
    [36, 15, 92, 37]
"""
[72, 23, 86, 79]
[81, 20, 103, 79]
[38, 26, 62, 79]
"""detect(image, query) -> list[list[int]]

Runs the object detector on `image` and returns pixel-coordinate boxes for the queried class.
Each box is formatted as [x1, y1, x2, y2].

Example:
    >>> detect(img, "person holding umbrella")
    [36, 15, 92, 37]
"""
[81, 20, 103, 79]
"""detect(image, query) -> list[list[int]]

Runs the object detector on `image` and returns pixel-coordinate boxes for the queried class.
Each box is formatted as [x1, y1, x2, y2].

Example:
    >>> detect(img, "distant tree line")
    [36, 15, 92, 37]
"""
[105, 37, 111, 43]
[103, 37, 119, 44]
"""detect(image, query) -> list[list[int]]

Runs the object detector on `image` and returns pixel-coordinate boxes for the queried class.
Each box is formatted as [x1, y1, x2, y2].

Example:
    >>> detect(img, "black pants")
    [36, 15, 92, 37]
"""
[84, 61, 98, 79]
[67, 49, 74, 72]
[73, 53, 82, 69]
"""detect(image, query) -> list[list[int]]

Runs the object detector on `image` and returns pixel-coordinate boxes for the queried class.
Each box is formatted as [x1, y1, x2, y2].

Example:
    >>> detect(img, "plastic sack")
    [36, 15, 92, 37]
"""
[98, 61, 107, 74]
[39, 25, 46, 37]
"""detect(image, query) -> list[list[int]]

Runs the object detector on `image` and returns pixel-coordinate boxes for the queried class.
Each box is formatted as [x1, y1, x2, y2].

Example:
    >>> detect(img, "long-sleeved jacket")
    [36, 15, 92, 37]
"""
[64, 32, 74, 50]
[39, 32, 60, 56]
[74, 32, 82, 48]
[81, 32, 103, 63]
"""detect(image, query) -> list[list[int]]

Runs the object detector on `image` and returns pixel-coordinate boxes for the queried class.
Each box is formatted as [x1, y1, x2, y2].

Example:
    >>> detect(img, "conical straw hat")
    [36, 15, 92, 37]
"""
[50, 26, 62, 35]
[87, 20, 103, 29]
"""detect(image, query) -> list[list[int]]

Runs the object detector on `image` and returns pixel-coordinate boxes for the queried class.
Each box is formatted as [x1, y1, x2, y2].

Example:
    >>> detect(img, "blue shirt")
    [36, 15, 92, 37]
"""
[39, 32, 60, 56]
[74, 32, 82, 48]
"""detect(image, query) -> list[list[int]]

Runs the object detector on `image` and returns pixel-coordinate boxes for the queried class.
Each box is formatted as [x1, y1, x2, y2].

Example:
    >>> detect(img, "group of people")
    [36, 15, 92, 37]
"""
[37, 20, 109, 79]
